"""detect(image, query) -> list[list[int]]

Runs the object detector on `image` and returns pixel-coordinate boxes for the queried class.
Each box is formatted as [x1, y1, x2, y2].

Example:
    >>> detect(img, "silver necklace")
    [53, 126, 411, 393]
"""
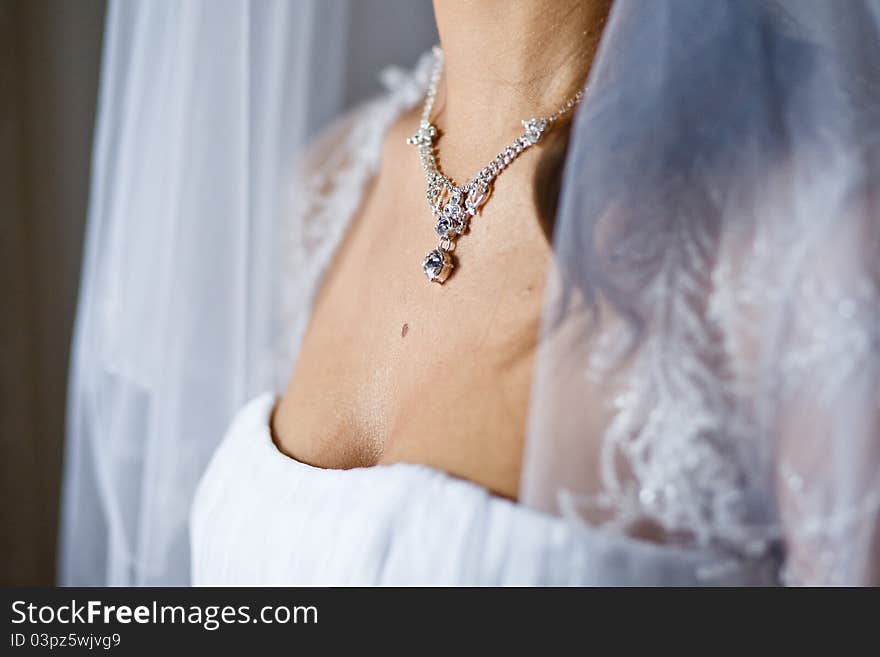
[408, 46, 585, 284]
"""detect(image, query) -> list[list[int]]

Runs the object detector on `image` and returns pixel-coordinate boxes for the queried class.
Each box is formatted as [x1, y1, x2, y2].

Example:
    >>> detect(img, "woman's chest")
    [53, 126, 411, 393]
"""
[273, 155, 559, 497]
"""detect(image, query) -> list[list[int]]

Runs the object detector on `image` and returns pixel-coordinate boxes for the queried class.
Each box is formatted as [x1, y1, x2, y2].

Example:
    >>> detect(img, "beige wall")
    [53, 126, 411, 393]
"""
[0, 0, 105, 585]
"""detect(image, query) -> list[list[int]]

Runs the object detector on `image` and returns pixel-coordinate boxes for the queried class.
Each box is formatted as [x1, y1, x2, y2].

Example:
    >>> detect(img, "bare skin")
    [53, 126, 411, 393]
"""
[272, 0, 611, 500]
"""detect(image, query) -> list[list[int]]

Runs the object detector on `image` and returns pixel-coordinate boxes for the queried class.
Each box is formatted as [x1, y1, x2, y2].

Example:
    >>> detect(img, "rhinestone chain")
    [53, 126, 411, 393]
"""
[409, 46, 585, 283]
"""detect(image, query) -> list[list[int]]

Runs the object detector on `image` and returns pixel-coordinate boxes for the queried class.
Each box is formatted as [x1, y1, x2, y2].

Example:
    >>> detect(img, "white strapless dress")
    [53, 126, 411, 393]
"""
[190, 394, 777, 586]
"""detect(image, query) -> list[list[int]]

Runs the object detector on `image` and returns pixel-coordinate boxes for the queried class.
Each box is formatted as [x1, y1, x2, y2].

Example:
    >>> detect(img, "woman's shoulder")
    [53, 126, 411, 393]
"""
[294, 49, 437, 179]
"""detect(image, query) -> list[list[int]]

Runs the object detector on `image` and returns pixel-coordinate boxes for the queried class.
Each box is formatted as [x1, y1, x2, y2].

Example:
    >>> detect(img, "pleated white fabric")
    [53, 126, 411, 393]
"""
[191, 394, 776, 586]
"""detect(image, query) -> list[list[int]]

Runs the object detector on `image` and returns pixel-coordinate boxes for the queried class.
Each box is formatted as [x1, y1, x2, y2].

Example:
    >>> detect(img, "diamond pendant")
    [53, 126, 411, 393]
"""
[420, 182, 489, 284]
[422, 247, 452, 284]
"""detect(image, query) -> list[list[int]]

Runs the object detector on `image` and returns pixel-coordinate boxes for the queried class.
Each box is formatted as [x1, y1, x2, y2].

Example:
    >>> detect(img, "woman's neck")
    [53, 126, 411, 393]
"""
[431, 0, 611, 134]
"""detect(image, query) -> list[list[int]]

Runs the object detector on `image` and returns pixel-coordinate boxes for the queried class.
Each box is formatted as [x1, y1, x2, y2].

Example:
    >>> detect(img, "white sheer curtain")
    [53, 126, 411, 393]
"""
[60, 0, 435, 586]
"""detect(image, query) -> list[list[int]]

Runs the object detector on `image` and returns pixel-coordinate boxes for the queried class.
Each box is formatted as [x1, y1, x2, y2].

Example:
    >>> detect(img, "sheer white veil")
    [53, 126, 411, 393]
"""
[60, 0, 435, 585]
[62, 0, 879, 586]
[522, 0, 880, 584]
